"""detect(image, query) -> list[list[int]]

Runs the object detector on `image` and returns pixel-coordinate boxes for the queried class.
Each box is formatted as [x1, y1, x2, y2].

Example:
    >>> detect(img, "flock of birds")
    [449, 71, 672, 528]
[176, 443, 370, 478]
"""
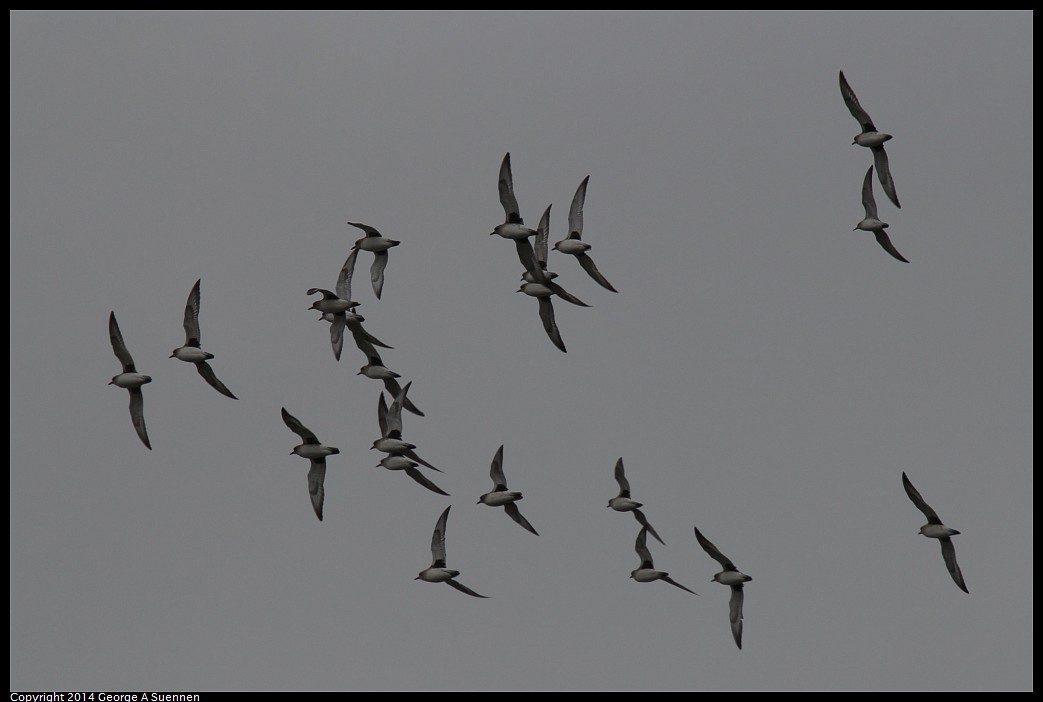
[106, 71, 968, 652]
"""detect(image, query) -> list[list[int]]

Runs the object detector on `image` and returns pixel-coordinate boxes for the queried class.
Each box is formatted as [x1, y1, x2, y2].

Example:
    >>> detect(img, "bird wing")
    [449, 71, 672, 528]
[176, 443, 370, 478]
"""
[377, 392, 390, 438]
[129, 388, 151, 450]
[634, 526, 654, 566]
[445, 578, 489, 598]
[196, 361, 238, 399]
[839, 70, 877, 132]
[537, 296, 567, 353]
[576, 252, 617, 292]
[504, 502, 539, 536]
[939, 537, 969, 593]
[402, 448, 441, 473]
[613, 457, 631, 494]
[335, 248, 359, 302]
[182, 278, 202, 346]
[498, 152, 521, 223]
[902, 472, 942, 524]
[871, 146, 901, 209]
[308, 460, 326, 521]
[404, 466, 450, 496]
[370, 252, 388, 300]
[567, 175, 589, 239]
[489, 444, 507, 487]
[386, 382, 410, 437]
[515, 238, 539, 278]
[534, 204, 552, 267]
[108, 311, 137, 372]
[662, 576, 699, 596]
[694, 526, 737, 571]
[281, 407, 319, 443]
[547, 281, 589, 307]
[329, 313, 345, 361]
[874, 230, 909, 263]
[347, 221, 382, 237]
[729, 586, 745, 649]
[861, 165, 879, 220]
[431, 505, 451, 563]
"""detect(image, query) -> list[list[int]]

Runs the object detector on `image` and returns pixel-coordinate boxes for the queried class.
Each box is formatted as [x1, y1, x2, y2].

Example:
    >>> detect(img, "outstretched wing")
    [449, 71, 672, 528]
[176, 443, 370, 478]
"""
[489, 444, 507, 487]
[537, 297, 567, 353]
[613, 458, 631, 495]
[694, 526, 737, 571]
[308, 460, 326, 521]
[634, 526, 654, 566]
[662, 575, 698, 596]
[108, 311, 137, 372]
[504, 503, 539, 536]
[446, 578, 489, 599]
[196, 361, 238, 399]
[839, 70, 876, 132]
[281, 407, 318, 444]
[182, 278, 202, 346]
[347, 221, 382, 237]
[861, 166, 879, 220]
[431, 505, 451, 563]
[901, 472, 942, 524]
[874, 230, 909, 263]
[729, 586, 745, 649]
[128, 389, 151, 450]
[335, 248, 360, 302]
[405, 466, 450, 496]
[567, 175, 589, 238]
[498, 152, 521, 223]
[370, 252, 388, 300]
[871, 146, 901, 209]
[534, 204, 551, 267]
[576, 252, 617, 292]
[939, 538, 969, 593]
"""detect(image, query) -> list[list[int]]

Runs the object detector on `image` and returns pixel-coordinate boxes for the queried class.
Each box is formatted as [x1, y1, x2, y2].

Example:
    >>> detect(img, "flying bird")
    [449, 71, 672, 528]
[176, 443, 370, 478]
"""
[347, 222, 400, 300]
[281, 407, 340, 521]
[694, 526, 752, 650]
[416, 505, 488, 598]
[630, 527, 698, 595]
[515, 205, 590, 353]
[170, 279, 238, 399]
[902, 472, 969, 593]
[310, 249, 363, 361]
[478, 445, 539, 535]
[839, 70, 901, 209]
[107, 311, 153, 450]
[553, 175, 617, 292]
[371, 384, 440, 473]
[854, 165, 908, 263]
[607, 458, 665, 545]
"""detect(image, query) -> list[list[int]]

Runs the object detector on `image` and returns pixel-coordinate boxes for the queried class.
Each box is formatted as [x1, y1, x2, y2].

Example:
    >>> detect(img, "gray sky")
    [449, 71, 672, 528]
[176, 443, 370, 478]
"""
[10, 11, 1032, 691]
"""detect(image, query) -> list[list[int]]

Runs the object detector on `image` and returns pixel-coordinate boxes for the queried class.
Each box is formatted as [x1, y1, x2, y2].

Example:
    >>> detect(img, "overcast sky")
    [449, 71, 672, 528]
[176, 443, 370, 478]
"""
[10, 11, 1032, 691]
